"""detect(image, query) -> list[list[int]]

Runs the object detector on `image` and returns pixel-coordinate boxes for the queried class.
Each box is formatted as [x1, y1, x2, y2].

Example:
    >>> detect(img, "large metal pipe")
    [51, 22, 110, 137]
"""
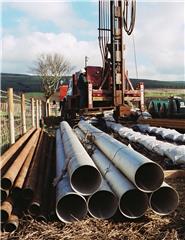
[75, 127, 148, 219]
[1, 129, 41, 190]
[149, 182, 179, 215]
[22, 131, 44, 200]
[87, 178, 118, 219]
[11, 129, 41, 199]
[0, 127, 36, 170]
[78, 120, 164, 192]
[60, 121, 101, 195]
[55, 129, 87, 223]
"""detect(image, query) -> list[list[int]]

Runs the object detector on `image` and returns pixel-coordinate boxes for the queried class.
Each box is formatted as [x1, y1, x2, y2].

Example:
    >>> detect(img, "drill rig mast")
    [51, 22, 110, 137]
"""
[99, 0, 144, 117]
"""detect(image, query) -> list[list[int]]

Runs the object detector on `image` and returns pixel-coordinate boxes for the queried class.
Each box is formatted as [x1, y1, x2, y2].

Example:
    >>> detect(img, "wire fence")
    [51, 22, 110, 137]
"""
[0, 89, 44, 154]
[0, 90, 9, 153]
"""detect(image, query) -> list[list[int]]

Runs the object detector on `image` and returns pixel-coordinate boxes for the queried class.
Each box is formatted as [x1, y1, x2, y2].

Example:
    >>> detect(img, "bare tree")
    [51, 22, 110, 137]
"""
[32, 53, 71, 99]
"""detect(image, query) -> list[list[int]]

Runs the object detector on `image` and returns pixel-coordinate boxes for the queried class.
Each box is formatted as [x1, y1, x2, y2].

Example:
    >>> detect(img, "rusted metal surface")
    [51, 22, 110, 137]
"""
[22, 130, 44, 200]
[164, 170, 185, 179]
[11, 129, 41, 199]
[0, 127, 36, 170]
[137, 118, 185, 131]
[4, 214, 19, 232]
[28, 134, 49, 216]
[1, 129, 41, 190]
[0, 199, 13, 222]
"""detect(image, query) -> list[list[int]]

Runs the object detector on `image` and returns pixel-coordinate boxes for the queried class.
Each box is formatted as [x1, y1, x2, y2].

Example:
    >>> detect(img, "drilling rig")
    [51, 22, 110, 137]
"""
[62, 0, 144, 120]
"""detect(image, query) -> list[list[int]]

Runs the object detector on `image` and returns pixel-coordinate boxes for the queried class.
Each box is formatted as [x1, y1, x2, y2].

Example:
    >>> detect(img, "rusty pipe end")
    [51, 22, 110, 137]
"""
[4, 215, 19, 232]
[1, 178, 12, 190]
[1, 188, 8, 202]
[135, 162, 164, 192]
[28, 202, 41, 216]
[119, 189, 148, 219]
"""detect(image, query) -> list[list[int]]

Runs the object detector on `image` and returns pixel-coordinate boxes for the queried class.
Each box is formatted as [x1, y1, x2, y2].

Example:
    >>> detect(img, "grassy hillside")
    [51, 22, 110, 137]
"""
[1, 73, 185, 93]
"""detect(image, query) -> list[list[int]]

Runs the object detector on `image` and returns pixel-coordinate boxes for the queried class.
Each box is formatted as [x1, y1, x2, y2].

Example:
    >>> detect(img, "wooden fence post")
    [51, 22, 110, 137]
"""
[39, 100, 42, 120]
[31, 98, 35, 127]
[21, 94, 26, 134]
[8, 88, 15, 144]
[36, 99, 39, 128]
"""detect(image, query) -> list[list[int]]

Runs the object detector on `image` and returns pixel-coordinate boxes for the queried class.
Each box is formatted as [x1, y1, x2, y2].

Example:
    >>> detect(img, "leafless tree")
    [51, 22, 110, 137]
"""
[32, 53, 71, 99]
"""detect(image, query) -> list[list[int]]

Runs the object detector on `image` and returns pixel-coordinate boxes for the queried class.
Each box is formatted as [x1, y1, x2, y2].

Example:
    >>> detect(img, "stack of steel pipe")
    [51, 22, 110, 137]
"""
[1, 128, 56, 232]
[76, 120, 179, 216]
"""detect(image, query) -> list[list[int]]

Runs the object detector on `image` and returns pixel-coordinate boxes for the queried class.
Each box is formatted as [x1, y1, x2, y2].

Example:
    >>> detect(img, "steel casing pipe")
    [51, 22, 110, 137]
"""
[0, 127, 36, 170]
[4, 214, 19, 232]
[78, 120, 164, 192]
[0, 200, 13, 222]
[87, 178, 118, 219]
[60, 121, 101, 195]
[1, 129, 41, 190]
[55, 129, 87, 223]
[149, 182, 179, 215]
[74, 127, 148, 219]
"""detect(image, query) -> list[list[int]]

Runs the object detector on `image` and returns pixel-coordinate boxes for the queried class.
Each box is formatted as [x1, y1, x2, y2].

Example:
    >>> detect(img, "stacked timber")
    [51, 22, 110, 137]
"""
[0, 128, 55, 232]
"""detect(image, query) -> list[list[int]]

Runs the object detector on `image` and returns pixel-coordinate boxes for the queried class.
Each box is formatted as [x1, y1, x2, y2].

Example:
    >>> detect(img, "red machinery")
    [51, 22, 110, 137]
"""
[63, 0, 144, 118]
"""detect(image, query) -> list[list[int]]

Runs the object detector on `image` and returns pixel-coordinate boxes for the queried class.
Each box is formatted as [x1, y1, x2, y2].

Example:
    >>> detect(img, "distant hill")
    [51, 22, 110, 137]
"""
[1, 73, 184, 93]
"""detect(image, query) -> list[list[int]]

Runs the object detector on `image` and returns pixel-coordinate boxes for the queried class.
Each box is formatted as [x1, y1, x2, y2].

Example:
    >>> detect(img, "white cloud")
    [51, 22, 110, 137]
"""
[124, 1, 184, 81]
[2, 31, 101, 73]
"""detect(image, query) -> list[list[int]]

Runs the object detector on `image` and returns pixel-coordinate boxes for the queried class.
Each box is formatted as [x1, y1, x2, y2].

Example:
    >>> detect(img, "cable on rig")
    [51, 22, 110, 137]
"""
[123, 0, 136, 35]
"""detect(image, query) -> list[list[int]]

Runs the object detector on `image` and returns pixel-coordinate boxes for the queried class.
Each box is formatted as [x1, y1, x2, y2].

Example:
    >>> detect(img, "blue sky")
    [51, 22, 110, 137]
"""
[1, 1, 185, 82]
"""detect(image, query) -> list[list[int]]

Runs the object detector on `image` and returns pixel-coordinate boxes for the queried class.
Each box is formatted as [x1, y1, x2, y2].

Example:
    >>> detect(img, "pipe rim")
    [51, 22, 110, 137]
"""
[87, 190, 118, 219]
[119, 189, 148, 219]
[135, 162, 164, 192]
[4, 222, 17, 232]
[71, 165, 102, 195]
[1, 178, 12, 190]
[149, 186, 179, 215]
[1, 189, 8, 202]
[28, 202, 40, 216]
[56, 192, 87, 223]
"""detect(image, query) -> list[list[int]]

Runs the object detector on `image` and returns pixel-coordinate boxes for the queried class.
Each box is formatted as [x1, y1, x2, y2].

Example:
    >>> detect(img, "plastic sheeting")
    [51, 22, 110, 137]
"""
[105, 120, 185, 165]
[133, 124, 185, 144]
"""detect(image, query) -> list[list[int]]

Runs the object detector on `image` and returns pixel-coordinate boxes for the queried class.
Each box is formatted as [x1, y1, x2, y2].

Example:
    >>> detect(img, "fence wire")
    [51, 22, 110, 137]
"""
[13, 94, 22, 141]
[0, 90, 9, 153]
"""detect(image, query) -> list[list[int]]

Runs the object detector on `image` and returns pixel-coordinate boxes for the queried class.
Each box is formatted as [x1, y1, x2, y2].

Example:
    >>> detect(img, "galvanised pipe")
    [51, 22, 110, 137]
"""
[1, 129, 41, 190]
[4, 214, 19, 232]
[22, 131, 44, 200]
[11, 129, 41, 199]
[87, 178, 118, 219]
[149, 182, 179, 215]
[0, 127, 36, 170]
[55, 129, 87, 223]
[75, 127, 148, 219]
[60, 121, 101, 195]
[78, 120, 164, 192]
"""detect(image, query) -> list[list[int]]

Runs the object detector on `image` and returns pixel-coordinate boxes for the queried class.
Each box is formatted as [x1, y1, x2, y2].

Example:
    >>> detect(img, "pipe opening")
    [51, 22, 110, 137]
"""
[0, 210, 9, 222]
[88, 190, 118, 219]
[135, 162, 164, 192]
[4, 222, 17, 232]
[1, 178, 12, 190]
[22, 188, 34, 201]
[150, 186, 179, 215]
[56, 193, 87, 223]
[119, 189, 148, 218]
[71, 165, 101, 195]
[1, 190, 8, 202]
[29, 202, 40, 216]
